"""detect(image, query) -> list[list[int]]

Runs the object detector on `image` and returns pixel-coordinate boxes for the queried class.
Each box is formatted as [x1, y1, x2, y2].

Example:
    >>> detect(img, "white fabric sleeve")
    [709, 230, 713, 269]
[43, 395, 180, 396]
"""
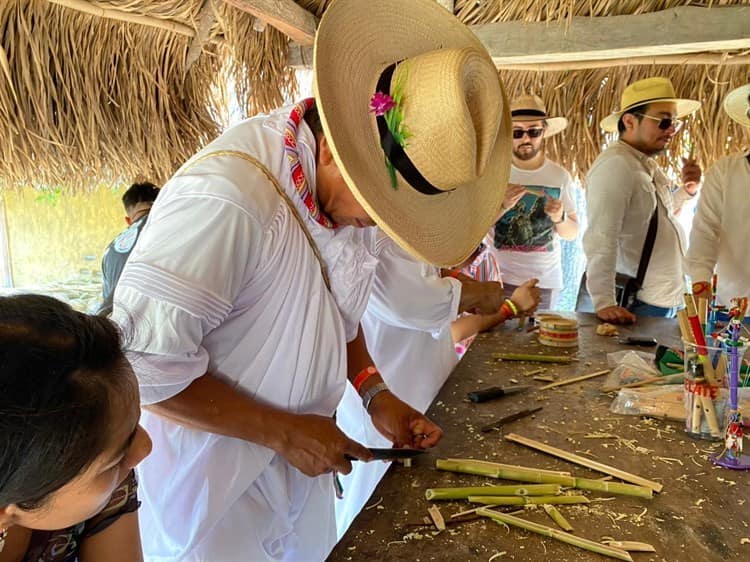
[366, 239, 461, 334]
[685, 161, 723, 284]
[112, 176, 262, 405]
[582, 157, 634, 311]
[561, 172, 577, 214]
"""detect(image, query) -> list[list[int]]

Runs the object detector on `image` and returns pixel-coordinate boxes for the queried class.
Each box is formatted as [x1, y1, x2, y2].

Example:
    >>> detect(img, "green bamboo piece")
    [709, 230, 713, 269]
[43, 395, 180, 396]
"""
[493, 353, 576, 363]
[574, 478, 653, 499]
[436, 459, 576, 486]
[469, 495, 589, 506]
[446, 458, 571, 477]
[542, 504, 574, 531]
[426, 484, 561, 500]
[477, 508, 633, 562]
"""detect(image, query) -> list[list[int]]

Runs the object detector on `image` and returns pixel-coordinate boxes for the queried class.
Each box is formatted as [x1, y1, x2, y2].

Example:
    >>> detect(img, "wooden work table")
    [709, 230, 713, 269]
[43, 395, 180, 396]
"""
[329, 314, 750, 561]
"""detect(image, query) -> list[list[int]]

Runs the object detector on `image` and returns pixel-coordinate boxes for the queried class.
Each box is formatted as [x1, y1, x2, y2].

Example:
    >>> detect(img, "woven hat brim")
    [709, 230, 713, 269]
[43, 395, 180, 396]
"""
[600, 98, 701, 133]
[724, 84, 750, 127]
[314, 0, 511, 267]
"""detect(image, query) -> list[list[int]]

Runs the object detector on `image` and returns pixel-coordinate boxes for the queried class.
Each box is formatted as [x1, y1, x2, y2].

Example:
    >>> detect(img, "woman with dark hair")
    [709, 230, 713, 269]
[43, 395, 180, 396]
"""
[0, 295, 152, 561]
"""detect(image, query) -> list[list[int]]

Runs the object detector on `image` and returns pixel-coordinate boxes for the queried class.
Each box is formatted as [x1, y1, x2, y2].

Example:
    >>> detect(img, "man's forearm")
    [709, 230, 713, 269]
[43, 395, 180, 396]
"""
[554, 213, 579, 241]
[145, 372, 295, 453]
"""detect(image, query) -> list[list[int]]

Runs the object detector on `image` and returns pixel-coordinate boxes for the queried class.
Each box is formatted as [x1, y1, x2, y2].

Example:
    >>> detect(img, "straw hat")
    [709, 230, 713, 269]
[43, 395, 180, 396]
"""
[724, 83, 750, 127]
[510, 94, 567, 137]
[313, 0, 511, 267]
[600, 77, 701, 133]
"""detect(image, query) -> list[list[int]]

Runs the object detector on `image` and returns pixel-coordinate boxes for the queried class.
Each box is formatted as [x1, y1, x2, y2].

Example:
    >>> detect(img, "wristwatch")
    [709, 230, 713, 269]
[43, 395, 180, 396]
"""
[362, 382, 389, 412]
[552, 211, 566, 224]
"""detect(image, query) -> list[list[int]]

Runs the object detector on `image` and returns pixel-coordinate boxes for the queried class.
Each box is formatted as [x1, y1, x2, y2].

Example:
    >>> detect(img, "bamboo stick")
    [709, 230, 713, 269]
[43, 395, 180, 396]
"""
[504, 434, 663, 493]
[574, 478, 653, 499]
[426, 484, 562, 500]
[477, 508, 634, 561]
[543, 504, 573, 532]
[436, 459, 576, 486]
[602, 540, 657, 553]
[677, 309, 695, 344]
[469, 495, 589, 506]
[496, 53, 750, 71]
[539, 370, 610, 390]
[494, 353, 577, 363]
[445, 458, 571, 477]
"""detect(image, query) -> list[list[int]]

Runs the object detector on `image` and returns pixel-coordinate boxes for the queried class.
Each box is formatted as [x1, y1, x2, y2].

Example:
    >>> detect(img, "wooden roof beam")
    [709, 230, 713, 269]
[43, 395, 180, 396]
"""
[222, 0, 318, 46]
[476, 5, 750, 66]
[288, 5, 750, 69]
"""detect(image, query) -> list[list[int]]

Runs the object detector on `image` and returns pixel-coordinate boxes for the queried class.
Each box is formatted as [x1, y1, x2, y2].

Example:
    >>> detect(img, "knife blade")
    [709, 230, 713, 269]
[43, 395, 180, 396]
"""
[467, 385, 530, 403]
[480, 406, 543, 433]
[345, 448, 426, 461]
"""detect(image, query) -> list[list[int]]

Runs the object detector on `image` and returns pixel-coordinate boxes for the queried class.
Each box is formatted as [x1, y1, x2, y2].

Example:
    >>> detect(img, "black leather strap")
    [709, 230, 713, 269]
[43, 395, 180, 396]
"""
[635, 205, 659, 288]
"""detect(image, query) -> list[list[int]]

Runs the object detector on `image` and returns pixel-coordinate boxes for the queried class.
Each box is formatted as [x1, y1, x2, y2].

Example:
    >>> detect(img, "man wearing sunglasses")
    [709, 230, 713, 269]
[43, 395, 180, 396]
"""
[487, 94, 579, 310]
[583, 77, 701, 324]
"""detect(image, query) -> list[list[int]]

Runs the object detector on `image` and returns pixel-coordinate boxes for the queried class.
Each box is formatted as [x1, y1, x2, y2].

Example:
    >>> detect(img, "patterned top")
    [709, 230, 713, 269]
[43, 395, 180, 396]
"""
[285, 98, 336, 229]
[23, 471, 140, 561]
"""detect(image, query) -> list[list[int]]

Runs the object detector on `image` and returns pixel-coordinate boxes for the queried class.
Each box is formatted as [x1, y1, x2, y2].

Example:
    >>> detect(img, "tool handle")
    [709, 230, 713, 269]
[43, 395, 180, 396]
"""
[467, 387, 505, 403]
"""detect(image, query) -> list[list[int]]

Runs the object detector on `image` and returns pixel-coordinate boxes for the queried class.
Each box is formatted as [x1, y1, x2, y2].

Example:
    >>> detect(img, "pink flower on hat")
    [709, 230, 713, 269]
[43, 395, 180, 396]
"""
[369, 92, 396, 116]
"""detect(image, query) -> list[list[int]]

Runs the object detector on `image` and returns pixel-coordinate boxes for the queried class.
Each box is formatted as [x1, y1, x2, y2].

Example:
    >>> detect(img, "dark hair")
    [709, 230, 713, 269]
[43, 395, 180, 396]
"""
[617, 103, 649, 135]
[303, 103, 324, 136]
[122, 181, 159, 212]
[0, 295, 134, 510]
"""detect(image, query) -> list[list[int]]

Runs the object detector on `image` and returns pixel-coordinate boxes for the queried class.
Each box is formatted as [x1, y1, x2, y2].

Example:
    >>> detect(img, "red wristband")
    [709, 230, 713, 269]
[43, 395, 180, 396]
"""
[353, 366, 378, 394]
[500, 302, 514, 319]
[447, 270, 461, 279]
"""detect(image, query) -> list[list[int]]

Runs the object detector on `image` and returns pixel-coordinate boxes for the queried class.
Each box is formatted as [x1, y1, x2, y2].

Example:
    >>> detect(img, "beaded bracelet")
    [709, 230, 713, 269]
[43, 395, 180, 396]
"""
[503, 298, 519, 317]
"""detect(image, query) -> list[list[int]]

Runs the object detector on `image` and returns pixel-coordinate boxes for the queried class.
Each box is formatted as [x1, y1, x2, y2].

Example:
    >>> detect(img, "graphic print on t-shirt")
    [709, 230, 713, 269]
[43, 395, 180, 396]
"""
[493, 185, 561, 252]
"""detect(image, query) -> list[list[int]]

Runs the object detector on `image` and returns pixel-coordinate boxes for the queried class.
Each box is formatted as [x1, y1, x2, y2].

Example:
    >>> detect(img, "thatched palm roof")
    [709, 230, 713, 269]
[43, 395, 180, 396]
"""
[1, 0, 748, 189]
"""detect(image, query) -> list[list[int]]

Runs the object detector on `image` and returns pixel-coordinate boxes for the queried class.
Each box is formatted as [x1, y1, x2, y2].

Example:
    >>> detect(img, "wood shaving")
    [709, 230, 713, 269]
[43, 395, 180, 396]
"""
[364, 497, 384, 510]
[488, 552, 507, 561]
[597, 323, 619, 336]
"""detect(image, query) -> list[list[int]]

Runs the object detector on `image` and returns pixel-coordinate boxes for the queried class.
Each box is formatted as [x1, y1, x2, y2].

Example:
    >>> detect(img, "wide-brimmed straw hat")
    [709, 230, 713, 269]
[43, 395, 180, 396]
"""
[510, 94, 567, 137]
[724, 83, 750, 127]
[314, 0, 511, 267]
[600, 77, 700, 133]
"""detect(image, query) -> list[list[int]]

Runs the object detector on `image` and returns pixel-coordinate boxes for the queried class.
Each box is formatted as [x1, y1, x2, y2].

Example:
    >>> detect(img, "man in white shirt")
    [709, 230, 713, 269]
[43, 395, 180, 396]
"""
[583, 77, 702, 324]
[335, 232, 539, 537]
[487, 94, 578, 310]
[112, 1, 515, 560]
[686, 83, 750, 311]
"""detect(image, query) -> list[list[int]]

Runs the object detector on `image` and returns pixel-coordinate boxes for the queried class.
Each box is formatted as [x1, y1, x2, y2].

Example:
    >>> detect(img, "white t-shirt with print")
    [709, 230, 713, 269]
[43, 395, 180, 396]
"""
[487, 159, 576, 289]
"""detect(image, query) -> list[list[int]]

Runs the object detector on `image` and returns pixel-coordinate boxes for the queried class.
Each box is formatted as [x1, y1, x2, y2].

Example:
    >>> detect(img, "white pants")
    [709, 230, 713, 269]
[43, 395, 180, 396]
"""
[179, 455, 336, 562]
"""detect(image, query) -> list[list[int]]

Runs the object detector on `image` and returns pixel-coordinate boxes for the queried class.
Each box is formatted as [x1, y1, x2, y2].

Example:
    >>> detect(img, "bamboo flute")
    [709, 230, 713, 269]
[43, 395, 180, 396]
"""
[683, 294, 720, 386]
[504, 434, 663, 492]
[477, 508, 634, 561]
[542, 504, 573, 532]
[436, 459, 576, 486]
[468, 495, 589, 506]
[425, 484, 562, 500]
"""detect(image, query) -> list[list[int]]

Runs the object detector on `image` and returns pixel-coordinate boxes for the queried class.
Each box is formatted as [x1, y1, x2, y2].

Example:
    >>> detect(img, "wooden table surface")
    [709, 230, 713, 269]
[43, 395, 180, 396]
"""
[329, 314, 750, 562]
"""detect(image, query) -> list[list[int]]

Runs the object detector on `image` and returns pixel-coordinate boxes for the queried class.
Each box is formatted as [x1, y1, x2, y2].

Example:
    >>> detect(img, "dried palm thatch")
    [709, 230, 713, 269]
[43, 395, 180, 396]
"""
[0, 0, 294, 190]
[0, 0, 748, 190]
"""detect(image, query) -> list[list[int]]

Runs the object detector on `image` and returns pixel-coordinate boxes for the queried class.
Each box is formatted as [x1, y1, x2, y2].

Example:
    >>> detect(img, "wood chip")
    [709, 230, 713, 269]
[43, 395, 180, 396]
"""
[428, 505, 446, 531]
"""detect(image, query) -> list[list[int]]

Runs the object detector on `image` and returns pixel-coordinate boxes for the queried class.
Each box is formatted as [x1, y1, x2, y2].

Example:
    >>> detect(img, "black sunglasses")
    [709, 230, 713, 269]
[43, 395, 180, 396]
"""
[634, 113, 683, 131]
[512, 127, 544, 139]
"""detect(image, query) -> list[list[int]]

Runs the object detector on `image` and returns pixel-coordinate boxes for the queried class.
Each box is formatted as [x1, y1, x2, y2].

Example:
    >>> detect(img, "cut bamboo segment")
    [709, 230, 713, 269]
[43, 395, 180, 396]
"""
[699, 395, 722, 437]
[574, 478, 653, 499]
[425, 484, 562, 500]
[504, 434, 663, 493]
[436, 459, 576, 486]
[677, 310, 695, 344]
[601, 540, 657, 553]
[445, 458, 571, 477]
[469, 495, 589, 506]
[427, 505, 446, 531]
[543, 504, 573, 531]
[477, 508, 633, 561]
[494, 353, 577, 363]
[538, 370, 610, 390]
